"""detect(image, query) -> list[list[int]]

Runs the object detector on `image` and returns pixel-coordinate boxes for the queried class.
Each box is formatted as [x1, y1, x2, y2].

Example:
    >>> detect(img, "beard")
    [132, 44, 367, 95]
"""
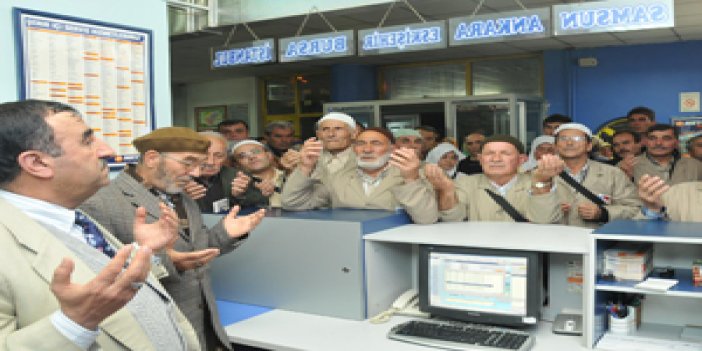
[156, 160, 190, 194]
[357, 152, 391, 170]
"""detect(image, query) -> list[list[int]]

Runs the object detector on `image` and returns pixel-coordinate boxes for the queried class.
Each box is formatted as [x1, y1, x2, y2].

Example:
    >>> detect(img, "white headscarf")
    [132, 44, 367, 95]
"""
[520, 135, 555, 172]
[426, 143, 466, 178]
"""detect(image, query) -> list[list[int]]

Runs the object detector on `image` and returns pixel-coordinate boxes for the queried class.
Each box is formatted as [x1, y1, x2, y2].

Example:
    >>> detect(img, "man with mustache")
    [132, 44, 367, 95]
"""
[80, 127, 265, 351]
[426, 135, 563, 223]
[611, 130, 643, 177]
[553, 123, 640, 228]
[631, 124, 702, 186]
[228, 140, 286, 208]
[0, 100, 199, 350]
[182, 131, 238, 213]
[281, 127, 438, 224]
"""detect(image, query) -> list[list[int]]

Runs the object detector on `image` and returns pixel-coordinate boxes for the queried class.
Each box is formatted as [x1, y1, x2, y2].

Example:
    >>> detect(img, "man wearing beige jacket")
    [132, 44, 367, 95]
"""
[0, 100, 199, 350]
[427, 135, 563, 223]
[281, 127, 438, 224]
[553, 123, 641, 228]
[637, 175, 702, 222]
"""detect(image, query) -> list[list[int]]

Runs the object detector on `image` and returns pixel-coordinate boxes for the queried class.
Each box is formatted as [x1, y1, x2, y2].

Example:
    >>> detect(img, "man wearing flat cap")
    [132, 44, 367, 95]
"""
[553, 123, 640, 228]
[427, 135, 563, 223]
[80, 127, 266, 350]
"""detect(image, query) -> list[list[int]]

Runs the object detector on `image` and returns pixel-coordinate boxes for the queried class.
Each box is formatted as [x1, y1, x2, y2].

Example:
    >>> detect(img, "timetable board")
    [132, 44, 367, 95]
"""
[15, 9, 154, 166]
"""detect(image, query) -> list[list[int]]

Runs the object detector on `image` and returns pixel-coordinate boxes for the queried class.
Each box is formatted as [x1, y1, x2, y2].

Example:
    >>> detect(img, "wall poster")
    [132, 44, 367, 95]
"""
[14, 8, 154, 168]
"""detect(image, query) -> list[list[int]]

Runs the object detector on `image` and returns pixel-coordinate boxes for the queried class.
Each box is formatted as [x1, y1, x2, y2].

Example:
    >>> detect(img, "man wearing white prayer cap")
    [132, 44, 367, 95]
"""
[553, 123, 640, 228]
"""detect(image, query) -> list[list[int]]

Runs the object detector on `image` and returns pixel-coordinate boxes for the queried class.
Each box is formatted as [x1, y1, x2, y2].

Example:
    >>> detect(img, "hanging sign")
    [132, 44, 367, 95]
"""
[279, 30, 355, 63]
[211, 39, 276, 69]
[553, 0, 674, 36]
[358, 20, 446, 56]
[449, 8, 550, 46]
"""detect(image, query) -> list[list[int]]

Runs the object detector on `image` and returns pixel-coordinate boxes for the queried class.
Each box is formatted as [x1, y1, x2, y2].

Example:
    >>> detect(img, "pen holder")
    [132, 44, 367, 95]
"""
[609, 306, 636, 335]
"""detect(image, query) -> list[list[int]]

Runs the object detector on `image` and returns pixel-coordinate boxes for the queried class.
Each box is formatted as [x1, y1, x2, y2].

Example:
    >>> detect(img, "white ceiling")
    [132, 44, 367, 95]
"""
[170, 0, 702, 84]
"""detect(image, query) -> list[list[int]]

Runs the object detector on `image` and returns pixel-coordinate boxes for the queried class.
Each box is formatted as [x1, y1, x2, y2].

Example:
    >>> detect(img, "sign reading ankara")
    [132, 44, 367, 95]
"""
[211, 39, 276, 69]
[553, 0, 674, 36]
[358, 20, 447, 56]
[449, 8, 550, 46]
[278, 30, 355, 63]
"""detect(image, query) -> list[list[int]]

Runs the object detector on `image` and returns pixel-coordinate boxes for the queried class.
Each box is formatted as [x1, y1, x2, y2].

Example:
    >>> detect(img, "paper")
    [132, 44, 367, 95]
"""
[634, 278, 678, 292]
[597, 333, 702, 351]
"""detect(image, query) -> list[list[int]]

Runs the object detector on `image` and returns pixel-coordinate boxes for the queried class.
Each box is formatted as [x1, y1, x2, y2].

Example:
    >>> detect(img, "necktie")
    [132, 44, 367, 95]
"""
[74, 211, 116, 258]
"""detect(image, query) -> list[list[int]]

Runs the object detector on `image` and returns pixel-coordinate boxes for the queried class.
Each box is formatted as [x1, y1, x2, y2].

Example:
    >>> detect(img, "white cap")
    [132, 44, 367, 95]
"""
[317, 112, 356, 130]
[230, 139, 265, 154]
[554, 123, 592, 137]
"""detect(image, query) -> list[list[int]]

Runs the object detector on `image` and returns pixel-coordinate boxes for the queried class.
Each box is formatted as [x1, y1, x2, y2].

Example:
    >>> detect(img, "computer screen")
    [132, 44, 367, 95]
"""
[418, 245, 542, 327]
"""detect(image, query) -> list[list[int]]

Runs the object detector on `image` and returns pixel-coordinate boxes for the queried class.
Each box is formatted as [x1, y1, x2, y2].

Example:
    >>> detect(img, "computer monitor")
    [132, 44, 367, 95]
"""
[418, 245, 542, 327]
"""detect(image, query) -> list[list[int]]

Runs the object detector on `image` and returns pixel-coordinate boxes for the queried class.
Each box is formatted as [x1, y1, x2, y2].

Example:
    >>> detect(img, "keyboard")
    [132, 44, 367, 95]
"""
[388, 319, 534, 351]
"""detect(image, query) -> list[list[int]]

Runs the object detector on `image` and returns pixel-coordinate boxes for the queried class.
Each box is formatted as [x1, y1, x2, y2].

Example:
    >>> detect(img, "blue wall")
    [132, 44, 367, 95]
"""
[545, 40, 702, 130]
[0, 0, 173, 127]
[330, 64, 377, 102]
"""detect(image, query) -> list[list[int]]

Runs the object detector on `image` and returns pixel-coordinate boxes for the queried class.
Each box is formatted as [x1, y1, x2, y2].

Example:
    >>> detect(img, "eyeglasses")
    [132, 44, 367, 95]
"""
[161, 153, 206, 171]
[235, 148, 265, 160]
[557, 135, 588, 143]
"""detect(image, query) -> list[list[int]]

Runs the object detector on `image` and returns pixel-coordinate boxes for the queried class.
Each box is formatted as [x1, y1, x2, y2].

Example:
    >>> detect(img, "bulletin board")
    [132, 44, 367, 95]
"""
[14, 8, 154, 168]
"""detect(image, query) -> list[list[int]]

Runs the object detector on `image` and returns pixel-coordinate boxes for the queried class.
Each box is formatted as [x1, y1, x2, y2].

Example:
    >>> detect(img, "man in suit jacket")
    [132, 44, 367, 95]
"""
[80, 127, 265, 350]
[281, 127, 438, 224]
[426, 135, 563, 223]
[0, 100, 199, 350]
[553, 123, 641, 228]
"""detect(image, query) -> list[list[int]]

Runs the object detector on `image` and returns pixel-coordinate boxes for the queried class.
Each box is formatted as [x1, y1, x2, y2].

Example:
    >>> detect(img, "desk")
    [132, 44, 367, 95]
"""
[224, 308, 586, 351]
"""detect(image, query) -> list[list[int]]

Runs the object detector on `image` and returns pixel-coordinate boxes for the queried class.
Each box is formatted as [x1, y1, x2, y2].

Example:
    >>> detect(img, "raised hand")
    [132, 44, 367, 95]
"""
[133, 204, 178, 252]
[167, 247, 220, 272]
[254, 178, 276, 197]
[619, 154, 638, 178]
[279, 149, 301, 172]
[299, 138, 323, 175]
[231, 171, 251, 197]
[577, 201, 602, 220]
[183, 180, 207, 200]
[637, 174, 669, 212]
[222, 205, 266, 239]
[51, 244, 151, 330]
[424, 163, 454, 193]
[532, 154, 565, 182]
[389, 147, 421, 182]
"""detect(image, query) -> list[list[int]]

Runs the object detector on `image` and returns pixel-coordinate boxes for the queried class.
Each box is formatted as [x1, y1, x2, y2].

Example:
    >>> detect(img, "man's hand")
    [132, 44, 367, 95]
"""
[231, 171, 251, 197]
[183, 181, 207, 200]
[254, 179, 276, 197]
[424, 164, 454, 193]
[223, 206, 266, 239]
[561, 203, 571, 214]
[532, 154, 564, 183]
[167, 247, 220, 272]
[133, 204, 178, 252]
[577, 201, 602, 220]
[619, 155, 638, 178]
[299, 138, 323, 176]
[638, 174, 669, 212]
[51, 244, 151, 330]
[279, 149, 301, 172]
[389, 147, 421, 182]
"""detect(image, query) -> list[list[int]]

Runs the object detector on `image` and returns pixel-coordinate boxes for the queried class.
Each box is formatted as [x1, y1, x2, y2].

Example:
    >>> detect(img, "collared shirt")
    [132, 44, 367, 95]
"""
[357, 165, 391, 195]
[489, 175, 519, 197]
[644, 153, 676, 181]
[322, 147, 353, 175]
[0, 189, 99, 350]
[565, 162, 590, 184]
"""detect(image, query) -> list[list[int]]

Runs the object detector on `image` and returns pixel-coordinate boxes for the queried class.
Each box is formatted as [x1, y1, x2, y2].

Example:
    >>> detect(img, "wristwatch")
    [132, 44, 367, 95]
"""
[532, 181, 552, 189]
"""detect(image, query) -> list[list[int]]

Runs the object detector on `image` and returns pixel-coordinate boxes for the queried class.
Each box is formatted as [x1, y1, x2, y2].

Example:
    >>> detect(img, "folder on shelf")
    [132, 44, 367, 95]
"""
[634, 277, 678, 292]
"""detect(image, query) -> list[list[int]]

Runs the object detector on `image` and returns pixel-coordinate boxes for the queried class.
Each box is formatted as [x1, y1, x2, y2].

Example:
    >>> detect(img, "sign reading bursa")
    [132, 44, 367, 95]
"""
[358, 20, 447, 56]
[211, 39, 275, 68]
[449, 8, 551, 46]
[553, 0, 673, 36]
[279, 30, 355, 63]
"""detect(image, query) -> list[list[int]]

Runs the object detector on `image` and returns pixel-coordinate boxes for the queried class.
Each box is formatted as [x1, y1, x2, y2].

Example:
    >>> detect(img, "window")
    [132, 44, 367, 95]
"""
[382, 64, 466, 100]
[472, 57, 541, 96]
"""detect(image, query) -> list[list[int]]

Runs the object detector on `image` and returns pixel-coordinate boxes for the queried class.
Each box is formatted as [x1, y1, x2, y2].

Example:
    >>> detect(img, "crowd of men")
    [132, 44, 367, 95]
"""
[0, 99, 700, 350]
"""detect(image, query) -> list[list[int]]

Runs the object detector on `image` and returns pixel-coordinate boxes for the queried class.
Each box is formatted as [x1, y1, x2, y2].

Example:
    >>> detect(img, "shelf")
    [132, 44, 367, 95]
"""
[593, 220, 702, 244]
[595, 268, 702, 297]
[596, 323, 702, 350]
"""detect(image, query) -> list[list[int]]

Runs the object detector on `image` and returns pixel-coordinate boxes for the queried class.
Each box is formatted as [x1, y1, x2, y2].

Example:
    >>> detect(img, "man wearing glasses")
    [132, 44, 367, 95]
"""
[81, 127, 265, 351]
[228, 140, 285, 208]
[553, 123, 640, 228]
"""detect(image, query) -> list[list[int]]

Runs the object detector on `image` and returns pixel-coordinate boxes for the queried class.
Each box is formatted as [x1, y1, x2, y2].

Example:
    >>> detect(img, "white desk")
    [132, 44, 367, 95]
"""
[225, 309, 587, 351]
